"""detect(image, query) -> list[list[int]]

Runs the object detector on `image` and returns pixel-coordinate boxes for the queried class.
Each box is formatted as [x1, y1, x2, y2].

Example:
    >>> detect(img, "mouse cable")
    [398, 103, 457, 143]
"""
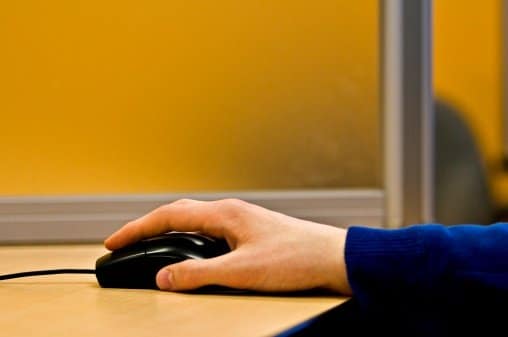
[0, 269, 96, 280]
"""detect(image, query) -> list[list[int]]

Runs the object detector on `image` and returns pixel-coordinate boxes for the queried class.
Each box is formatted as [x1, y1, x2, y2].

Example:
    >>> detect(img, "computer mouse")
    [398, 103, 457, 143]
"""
[95, 231, 231, 290]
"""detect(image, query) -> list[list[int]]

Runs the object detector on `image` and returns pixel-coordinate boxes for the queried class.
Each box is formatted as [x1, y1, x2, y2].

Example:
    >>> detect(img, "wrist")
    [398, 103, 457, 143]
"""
[320, 225, 352, 295]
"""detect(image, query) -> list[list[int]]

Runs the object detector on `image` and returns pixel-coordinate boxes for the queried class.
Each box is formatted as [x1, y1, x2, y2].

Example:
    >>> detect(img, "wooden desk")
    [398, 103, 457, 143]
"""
[0, 245, 347, 337]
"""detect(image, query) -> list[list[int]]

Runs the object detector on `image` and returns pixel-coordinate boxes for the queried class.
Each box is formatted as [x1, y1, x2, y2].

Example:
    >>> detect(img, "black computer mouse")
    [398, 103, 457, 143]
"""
[95, 231, 231, 290]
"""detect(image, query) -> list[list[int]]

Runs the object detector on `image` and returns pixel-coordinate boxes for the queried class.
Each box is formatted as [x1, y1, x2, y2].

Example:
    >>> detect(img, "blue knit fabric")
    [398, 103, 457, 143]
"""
[344, 223, 508, 335]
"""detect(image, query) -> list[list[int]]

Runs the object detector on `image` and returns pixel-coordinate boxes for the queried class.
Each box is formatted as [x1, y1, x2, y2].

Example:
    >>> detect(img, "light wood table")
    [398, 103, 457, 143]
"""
[0, 244, 347, 337]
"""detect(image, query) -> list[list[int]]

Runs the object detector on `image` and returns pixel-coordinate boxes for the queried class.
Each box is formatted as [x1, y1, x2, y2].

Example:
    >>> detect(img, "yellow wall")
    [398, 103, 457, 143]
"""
[434, 0, 505, 207]
[0, 1, 380, 196]
[5, 0, 506, 209]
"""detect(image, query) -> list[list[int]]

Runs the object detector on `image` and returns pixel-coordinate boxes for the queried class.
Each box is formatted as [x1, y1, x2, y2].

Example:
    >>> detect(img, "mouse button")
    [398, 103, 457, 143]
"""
[157, 232, 210, 246]
[145, 255, 187, 265]
[96, 244, 146, 269]
[145, 245, 187, 256]
[145, 236, 203, 252]
[95, 252, 150, 289]
[144, 233, 230, 258]
[168, 234, 230, 255]
[145, 245, 207, 260]
[111, 248, 146, 263]
[95, 257, 156, 290]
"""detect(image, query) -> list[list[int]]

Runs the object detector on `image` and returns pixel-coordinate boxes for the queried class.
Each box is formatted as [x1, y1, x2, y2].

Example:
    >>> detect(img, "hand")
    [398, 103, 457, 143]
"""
[104, 198, 352, 295]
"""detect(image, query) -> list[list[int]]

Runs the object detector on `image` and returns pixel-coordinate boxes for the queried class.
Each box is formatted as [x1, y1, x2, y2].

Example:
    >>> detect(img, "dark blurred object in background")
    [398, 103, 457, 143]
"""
[434, 99, 495, 225]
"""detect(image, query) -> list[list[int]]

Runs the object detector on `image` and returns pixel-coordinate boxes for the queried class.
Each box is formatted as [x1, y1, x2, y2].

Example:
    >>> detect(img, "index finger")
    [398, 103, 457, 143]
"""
[104, 199, 224, 250]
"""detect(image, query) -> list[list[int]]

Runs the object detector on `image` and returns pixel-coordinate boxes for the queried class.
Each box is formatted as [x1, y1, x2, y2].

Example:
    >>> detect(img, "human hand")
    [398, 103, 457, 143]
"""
[104, 198, 352, 295]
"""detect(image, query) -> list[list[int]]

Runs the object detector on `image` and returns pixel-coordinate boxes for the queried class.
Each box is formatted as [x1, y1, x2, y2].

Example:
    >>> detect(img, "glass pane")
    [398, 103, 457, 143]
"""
[0, 0, 381, 195]
[433, 0, 500, 224]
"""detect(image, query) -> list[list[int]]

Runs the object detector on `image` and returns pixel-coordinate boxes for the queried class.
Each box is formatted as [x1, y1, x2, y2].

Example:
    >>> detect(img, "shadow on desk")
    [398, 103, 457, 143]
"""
[273, 297, 507, 337]
[273, 298, 388, 337]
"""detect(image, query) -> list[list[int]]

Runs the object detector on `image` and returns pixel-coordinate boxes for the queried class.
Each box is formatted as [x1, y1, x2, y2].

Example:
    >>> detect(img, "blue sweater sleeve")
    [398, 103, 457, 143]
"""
[345, 223, 508, 310]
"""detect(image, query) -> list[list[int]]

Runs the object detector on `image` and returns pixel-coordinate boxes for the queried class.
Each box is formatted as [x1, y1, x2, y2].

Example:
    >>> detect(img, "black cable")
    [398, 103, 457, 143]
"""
[0, 269, 96, 280]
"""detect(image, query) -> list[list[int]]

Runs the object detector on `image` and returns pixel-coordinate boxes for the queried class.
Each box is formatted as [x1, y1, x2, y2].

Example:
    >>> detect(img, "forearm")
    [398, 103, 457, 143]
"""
[345, 223, 508, 307]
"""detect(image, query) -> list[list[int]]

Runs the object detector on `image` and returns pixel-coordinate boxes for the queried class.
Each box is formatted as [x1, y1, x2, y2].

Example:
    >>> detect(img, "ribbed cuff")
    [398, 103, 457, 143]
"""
[345, 225, 427, 306]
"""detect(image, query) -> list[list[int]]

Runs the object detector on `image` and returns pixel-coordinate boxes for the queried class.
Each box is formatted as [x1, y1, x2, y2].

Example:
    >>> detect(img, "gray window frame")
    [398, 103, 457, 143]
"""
[503, 1, 508, 165]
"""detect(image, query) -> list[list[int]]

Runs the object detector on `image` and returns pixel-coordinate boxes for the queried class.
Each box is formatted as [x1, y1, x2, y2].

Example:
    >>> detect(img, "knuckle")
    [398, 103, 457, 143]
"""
[216, 198, 246, 217]
[208, 199, 251, 230]
[172, 198, 194, 206]
[221, 198, 246, 210]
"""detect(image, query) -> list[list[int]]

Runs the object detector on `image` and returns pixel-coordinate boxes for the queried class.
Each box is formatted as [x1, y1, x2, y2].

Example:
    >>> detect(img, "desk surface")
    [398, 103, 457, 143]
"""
[0, 244, 347, 337]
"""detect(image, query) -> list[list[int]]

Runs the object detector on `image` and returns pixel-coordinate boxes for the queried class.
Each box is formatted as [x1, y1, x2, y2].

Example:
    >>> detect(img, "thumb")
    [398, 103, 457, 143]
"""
[156, 255, 232, 291]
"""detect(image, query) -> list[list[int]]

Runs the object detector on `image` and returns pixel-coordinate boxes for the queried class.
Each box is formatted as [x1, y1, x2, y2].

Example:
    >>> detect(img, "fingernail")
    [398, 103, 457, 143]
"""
[103, 237, 115, 250]
[103, 238, 112, 248]
[156, 269, 173, 290]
